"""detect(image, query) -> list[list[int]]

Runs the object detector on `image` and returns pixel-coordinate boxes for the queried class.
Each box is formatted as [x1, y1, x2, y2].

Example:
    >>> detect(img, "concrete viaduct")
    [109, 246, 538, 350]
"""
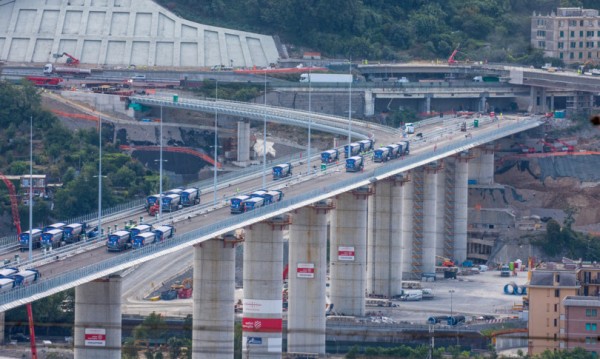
[0, 94, 541, 358]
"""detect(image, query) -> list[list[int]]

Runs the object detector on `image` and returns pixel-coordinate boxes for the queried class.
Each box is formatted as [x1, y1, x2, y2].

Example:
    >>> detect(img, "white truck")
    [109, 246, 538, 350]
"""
[299, 73, 353, 83]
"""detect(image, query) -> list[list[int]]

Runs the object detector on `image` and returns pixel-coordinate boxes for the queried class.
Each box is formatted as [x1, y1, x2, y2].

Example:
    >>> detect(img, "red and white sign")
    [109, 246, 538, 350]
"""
[297, 263, 315, 278]
[242, 318, 283, 333]
[84, 328, 106, 347]
[338, 246, 355, 261]
[243, 299, 282, 314]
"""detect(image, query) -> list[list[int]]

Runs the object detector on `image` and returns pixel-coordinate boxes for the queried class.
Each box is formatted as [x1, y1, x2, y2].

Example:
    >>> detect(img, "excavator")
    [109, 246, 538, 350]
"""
[0, 172, 38, 358]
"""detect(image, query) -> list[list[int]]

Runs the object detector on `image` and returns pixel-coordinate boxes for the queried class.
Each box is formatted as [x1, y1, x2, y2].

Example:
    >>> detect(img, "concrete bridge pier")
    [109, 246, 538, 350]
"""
[243, 216, 291, 358]
[288, 202, 333, 355]
[237, 120, 251, 163]
[330, 188, 371, 315]
[192, 235, 237, 358]
[364, 90, 375, 117]
[367, 176, 406, 298]
[453, 154, 470, 264]
[425, 94, 432, 114]
[74, 275, 122, 359]
[479, 95, 488, 113]
[435, 161, 446, 259]
[422, 166, 439, 274]
[400, 173, 415, 279]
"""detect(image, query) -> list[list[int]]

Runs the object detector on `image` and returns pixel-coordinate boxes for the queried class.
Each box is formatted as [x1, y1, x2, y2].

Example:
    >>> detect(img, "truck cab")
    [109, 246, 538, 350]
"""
[19, 229, 42, 251]
[41, 228, 64, 249]
[180, 187, 200, 206]
[321, 149, 339, 164]
[153, 225, 175, 241]
[230, 195, 251, 214]
[404, 123, 415, 134]
[373, 147, 390, 162]
[344, 143, 361, 158]
[63, 222, 85, 243]
[272, 163, 292, 180]
[345, 156, 364, 172]
[107, 230, 132, 252]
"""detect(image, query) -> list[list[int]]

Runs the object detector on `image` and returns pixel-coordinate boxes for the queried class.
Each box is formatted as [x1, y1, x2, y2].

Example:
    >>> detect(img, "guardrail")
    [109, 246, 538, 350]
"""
[0, 119, 541, 311]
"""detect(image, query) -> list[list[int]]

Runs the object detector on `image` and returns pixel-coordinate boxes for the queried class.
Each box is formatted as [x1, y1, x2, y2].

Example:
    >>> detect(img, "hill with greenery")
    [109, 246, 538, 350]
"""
[0, 81, 161, 233]
[159, 0, 599, 64]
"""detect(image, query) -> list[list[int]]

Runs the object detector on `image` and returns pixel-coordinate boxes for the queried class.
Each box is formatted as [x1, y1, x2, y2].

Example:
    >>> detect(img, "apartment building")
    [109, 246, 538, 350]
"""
[527, 268, 579, 356]
[563, 296, 600, 354]
[531, 7, 600, 64]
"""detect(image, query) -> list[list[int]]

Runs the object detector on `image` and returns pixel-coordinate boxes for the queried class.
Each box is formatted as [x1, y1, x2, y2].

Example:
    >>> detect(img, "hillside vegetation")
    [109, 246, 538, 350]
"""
[160, 0, 599, 63]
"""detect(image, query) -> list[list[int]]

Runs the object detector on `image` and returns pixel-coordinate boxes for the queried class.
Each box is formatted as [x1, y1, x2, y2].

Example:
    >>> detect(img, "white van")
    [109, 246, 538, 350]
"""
[404, 123, 415, 134]
[400, 289, 423, 301]
[130, 74, 146, 81]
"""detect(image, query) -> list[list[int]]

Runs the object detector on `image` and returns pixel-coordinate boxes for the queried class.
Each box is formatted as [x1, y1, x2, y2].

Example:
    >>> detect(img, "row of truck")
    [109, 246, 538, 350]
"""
[18, 222, 90, 252]
[146, 187, 201, 216]
[230, 189, 284, 214]
[0, 267, 41, 293]
[106, 224, 175, 252]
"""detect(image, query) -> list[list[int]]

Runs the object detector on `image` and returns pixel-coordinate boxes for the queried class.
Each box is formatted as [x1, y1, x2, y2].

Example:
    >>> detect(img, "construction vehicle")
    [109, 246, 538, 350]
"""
[447, 44, 461, 65]
[556, 139, 574, 152]
[0, 171, 38, 358]
[19, 229, 42, 251]
[240, 197, 265, 212]
[63, 222, 85, 243]
[153, 225, 175, 241]
[41, 228, 64, 249]
[320, 149, 339, 164]
[386, 143, 401, 159]
[358, 139, 374, 152]
[460, 122, 467, 132]
[43, 64, 91, 76]
[272, 163, 293, 180]
[436, 255, 455, 267]
[180, 187, 200, 206]
[106, 230, 132, 252]
[25, 76, 63, 87]
[397, 140, 410, 155]
[132, 232, 158, 249]
[53, 52, 80, 66]
[345, 156, 364, 172]
[230, 195, 251, 214]
[162, 193, 182, 212]
[344, 142, 361, 158]
[373, 147, 390, 162]
[541, 141, 557, 153]
[177, 278, 193, 299]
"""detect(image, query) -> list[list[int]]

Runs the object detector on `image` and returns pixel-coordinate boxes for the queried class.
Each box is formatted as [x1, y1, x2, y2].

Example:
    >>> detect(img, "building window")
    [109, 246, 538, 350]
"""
[554, 318, 558, 327]
[571, 31, 575, 37]
[559, 20, 564, 27]
[581, 31, 584, 37]
[570, 52, 574, 59]
[586, 309, 597, 317]
[586, 323, 597, 331]
[579, 52, 583, 59]
[589, 52, 593, 59]
[538, 41, 545, 48]
[580, 41, 584, 48]
[558, 42, 564, 49]
[580, 20, 584, 27]
[598, 31, 600, 37]
[555, 304, 558, 312]
[571, 42, 576, 48]
[588, 31, 594, 37]
[560, 52, 564, 59]
[555, 289, 560, 297]
[560, 31, 565, 38]
[570, 20, 577, 27]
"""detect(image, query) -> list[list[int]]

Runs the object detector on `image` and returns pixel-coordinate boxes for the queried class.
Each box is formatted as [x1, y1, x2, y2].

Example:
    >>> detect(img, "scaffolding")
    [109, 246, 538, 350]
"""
[411, 168, 424, 276]
[444, 159, 456, 260]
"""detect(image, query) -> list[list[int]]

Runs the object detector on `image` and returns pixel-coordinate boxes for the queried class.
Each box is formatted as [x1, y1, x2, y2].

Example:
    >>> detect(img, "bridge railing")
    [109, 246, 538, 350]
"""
[0, 119, 541, 309]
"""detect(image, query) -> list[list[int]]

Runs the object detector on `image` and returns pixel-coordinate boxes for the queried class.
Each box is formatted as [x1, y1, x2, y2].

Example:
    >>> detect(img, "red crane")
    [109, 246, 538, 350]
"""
[0, 171, 38, 359]
[54, 52, 80, 66]
[448, 44, 461, 65]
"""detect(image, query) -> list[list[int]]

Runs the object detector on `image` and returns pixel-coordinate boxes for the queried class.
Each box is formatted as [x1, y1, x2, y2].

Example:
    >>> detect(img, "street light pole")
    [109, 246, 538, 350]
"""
[159, 105, 163, 220]
[262, 70, 267, 188]
[213, 79, 218, 206]
[348, 59, 353, 149]
[307, 63, 312, 173]
[28, 116, 33, 260]
[97, 115, 102, 239]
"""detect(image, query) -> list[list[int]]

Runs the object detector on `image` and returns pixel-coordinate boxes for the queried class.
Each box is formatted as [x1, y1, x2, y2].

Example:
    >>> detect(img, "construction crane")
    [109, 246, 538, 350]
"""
[0, 172, 37, 358]
[448, 44, 460, 65]
[436, 255, 455, 267]
[53, 52, 80, 66]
